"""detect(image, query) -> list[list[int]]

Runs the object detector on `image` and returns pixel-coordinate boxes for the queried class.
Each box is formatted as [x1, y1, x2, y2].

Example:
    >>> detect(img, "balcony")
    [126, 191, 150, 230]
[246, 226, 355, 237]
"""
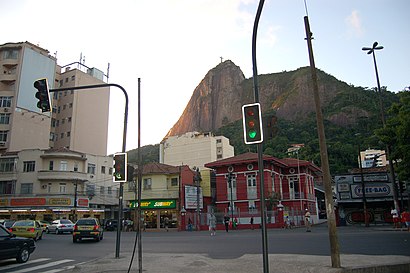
[37, 170, 88, 182]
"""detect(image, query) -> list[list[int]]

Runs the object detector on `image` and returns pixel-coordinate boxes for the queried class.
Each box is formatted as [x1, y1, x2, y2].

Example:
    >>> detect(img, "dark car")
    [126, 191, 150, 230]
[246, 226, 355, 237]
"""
[0, 220, 16, 232]
[104, 219, 118, 231]
[0, 224, 36, 263]
[73, 218, 103, 243]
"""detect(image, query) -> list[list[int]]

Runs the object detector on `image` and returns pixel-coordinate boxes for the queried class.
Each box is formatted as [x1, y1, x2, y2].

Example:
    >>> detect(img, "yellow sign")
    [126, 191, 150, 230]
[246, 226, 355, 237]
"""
[49, 198, 71, 206]
[0, 199, 8, 206]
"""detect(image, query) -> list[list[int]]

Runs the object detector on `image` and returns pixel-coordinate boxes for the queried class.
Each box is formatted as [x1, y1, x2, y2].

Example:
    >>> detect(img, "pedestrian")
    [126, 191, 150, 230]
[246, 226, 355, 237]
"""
[391, 207, 400, 229]
[188, 218, 192, 231]
[208, 213, 216, 236]
[233, 217, 238, 230]
[285, 216, 291, 229]
[164, 216, 169, 232]
[304, 209, 311, 232]
[224, 215, 230, 232]
[400, 208, 410, 232]
[250, 217, 254, 230]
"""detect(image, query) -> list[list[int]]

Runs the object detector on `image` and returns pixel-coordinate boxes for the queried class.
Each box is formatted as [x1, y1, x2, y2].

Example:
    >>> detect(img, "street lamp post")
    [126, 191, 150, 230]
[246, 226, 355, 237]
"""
[362, 42, 400, 215]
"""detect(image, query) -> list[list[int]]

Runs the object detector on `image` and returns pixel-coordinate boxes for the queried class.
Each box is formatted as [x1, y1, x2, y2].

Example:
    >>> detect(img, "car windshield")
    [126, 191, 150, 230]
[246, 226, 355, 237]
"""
[60, 220, 72, 224]
[77, 219, 96, 225]
[14, 220, 34, 226]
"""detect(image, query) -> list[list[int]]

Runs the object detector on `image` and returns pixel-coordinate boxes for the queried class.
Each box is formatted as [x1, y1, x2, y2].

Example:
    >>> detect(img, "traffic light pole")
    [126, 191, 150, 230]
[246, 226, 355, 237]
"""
[49, 83, 129, 259]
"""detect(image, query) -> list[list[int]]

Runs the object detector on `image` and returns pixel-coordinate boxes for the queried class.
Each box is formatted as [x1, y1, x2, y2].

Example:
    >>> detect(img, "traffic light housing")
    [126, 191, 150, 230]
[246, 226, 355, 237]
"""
[113, 153, 127, 182]
[33, 78, 51, 112]
[242, 103, 263, 144]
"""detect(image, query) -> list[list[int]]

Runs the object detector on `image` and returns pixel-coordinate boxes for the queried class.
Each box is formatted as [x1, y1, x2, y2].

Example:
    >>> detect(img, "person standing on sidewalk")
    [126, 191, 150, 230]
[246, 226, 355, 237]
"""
[304, 209, 311, 232]
[224, 215, 230, 232]
[391, 207, 400, 229]
[250, 217, 254, 230]
[401, 208, 410, 232]
[208, 213, 216, 236]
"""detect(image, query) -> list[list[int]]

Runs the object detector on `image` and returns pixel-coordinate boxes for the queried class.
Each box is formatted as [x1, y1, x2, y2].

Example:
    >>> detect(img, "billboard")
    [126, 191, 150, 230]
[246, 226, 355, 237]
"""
[184, 185, 203, 210]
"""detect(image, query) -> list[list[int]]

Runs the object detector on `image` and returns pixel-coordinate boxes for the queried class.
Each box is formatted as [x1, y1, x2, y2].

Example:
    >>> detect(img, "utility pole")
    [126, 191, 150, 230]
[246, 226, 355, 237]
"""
[357, 141, 369, 227]
[304, 16, 340, 268]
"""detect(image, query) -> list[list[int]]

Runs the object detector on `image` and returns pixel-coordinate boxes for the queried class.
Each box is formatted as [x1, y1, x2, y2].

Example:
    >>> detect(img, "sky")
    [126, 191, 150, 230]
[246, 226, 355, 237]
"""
[1, 0, 409, 155]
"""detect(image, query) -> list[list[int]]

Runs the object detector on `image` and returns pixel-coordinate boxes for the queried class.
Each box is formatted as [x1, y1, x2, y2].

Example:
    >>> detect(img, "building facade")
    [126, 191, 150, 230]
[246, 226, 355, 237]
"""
[0, 148, 117, 222]
[205, 153, 322, 228]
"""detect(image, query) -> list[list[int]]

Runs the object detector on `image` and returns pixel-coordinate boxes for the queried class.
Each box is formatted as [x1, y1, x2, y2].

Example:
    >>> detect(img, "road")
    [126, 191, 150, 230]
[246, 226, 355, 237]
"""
[1, 224, 409, 273]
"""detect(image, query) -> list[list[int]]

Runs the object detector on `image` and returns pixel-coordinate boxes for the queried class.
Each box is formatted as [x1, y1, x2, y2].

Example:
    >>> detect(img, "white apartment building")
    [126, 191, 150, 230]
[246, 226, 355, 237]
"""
[0, 148, 118, 222]
[0, 41, 110, 156]
[159, 131, 234, 170]
[359, 149, 387, 168]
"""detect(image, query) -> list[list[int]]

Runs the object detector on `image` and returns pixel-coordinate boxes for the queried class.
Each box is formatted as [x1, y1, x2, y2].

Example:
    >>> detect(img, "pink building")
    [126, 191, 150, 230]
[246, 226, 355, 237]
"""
[205, 152, 322, 228]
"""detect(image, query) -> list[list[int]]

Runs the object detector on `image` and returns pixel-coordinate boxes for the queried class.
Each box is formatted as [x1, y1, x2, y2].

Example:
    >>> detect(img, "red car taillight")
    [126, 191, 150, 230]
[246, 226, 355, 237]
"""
[93, 225, 99, 230]
[74, 225, 78, 231]
[27, 228, 35, 232]
[61, 224, 66, 227]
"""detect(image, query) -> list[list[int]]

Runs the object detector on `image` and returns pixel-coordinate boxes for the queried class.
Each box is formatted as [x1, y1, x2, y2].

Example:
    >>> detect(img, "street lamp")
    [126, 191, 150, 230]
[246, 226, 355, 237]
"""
[362, 42, 401, 215]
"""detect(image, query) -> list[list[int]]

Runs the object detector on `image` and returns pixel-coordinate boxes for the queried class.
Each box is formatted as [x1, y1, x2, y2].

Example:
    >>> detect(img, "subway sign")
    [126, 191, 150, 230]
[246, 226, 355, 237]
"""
[129, 199, 176, 209]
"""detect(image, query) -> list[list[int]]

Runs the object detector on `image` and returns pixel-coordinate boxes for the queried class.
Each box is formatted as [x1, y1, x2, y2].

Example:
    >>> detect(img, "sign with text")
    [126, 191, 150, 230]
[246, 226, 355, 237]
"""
[129, 199, 176, 209]
[184, 185, 203, 210]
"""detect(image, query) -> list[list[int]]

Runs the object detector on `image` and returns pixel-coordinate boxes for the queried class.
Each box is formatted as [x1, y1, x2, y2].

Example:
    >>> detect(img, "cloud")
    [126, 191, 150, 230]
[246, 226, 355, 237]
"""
[345, 10, 364, 38]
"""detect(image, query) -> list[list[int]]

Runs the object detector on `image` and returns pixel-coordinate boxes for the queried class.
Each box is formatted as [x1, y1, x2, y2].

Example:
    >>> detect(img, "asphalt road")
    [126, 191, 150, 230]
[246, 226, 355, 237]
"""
[1, 224, 409, 273]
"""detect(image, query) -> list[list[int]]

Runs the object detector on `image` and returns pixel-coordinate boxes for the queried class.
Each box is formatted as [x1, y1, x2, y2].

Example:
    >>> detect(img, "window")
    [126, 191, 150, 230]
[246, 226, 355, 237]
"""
[107, 187, 112, 194]
[59, 80, 63, 87]
[171, 177, 178, 186]
[86, 184, 95, 196]
[74, 162, 79, 172]
[64, 91, 68, 96]
[0, 158, 15, 172]
[71, 75, 75, 81]
[109, 167, 113, 175]
[2, 49, 19, 59]
[0, 113, 10, 124]
[87, 163, 96, 174]
[216, 139, 222, 143]
[59, 183, 66, 193]
[143, 178, 152, 190]
[0, 96, 12, 107]
[51, 118, 56, 127]
[247, 174, 257, 200]
[69, 103, 73, 108]
[61, 118, 65, 124]
[23, 161, 35, 172]
[49, 132, 55, 141]
[60, 133, 64, 139]
[0, 130, 8, 142]
[21, 183, 33, 194]
[101, 166, 106, 174]
[67, 131, 70, 137]
[0, 180, 15, 194]
[100, 186, 105, 194]
[49, 161, 54, 170]
[60, 161, 67, 171]
[58, 106, 60, 113]
[63, 104, 66, 110]
[68, 117, 72, 122]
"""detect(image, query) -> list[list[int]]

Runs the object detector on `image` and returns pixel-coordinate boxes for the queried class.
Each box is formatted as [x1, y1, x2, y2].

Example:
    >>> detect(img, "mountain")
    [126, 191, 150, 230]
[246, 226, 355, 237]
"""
[130, 60, 398, 174]
[166, 60, 392, 137]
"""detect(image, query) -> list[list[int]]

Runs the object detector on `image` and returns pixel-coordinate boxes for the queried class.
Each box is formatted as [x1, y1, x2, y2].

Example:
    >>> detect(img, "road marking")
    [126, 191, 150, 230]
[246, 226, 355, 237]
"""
[11, 259, 74, 273]
[0, 258, 50, 271]
[41, 265, 75, 273]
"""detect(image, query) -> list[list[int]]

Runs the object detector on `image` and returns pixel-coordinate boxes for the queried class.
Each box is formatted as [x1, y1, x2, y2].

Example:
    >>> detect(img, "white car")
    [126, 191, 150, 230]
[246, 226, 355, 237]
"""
[46, 219, 74, 234]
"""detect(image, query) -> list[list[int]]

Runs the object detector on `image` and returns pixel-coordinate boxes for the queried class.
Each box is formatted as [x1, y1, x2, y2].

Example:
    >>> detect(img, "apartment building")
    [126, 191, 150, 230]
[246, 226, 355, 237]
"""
[0, 148, 117, 222]
[0, 41, 110, 156]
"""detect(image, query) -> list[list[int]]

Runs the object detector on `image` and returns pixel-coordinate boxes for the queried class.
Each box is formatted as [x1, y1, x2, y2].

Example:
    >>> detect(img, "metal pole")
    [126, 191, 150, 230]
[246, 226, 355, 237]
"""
[137, 78, 142, 272]
[229, 174, 234, 223]
[50, 83, 129, 259]
[251, 1, 268, 272]
[304, 16, 341, 268]
[358, 143, 369, 227]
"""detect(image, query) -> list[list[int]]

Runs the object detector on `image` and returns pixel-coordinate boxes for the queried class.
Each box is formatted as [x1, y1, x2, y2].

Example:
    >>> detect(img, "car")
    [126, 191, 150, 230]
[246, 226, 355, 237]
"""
[72, 218, 103, 243]
[0, 224, 36, 263]
[38, 220, 51, 233]
[0, 219, 16, 232]
[104, 219, 118, 231]
[10, 220, 43, 241]
[47, 219, 74, 234]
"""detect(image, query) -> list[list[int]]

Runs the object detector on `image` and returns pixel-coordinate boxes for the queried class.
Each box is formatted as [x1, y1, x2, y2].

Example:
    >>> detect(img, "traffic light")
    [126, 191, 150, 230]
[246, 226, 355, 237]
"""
[113, 153, 127, 182]
[33, 78, 51, 112]
[242, 103, 263, 144]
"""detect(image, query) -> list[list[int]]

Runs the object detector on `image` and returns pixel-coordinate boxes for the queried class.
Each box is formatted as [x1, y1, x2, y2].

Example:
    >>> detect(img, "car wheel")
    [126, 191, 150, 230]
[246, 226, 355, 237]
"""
[16, 247, 30, 263]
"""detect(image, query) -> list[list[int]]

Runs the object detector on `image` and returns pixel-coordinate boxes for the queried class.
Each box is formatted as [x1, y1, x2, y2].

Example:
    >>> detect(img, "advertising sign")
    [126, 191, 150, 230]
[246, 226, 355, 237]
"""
[129, 199, 176, 209]
[184, 185, 203, 210]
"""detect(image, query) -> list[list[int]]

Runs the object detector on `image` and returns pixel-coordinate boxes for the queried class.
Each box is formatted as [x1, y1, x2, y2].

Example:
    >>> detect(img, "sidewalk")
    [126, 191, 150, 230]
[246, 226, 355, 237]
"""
[69, 252, 410, 273]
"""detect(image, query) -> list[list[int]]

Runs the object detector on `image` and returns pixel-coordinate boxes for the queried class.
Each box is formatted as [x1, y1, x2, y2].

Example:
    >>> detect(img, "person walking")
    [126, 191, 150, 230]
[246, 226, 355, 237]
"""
[224, 215, 230, 232]
[164, 216, 170, 232]
[250, 217, 254, 230]
[401, 208, 410, 232]
[208, 213, 216, 236]
[391, 207, 400, 229]
[304, 209, 311, 232]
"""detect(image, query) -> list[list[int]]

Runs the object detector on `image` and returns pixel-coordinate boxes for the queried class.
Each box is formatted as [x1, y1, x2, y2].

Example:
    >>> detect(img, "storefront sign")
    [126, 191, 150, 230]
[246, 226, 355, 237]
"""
[0, 199, 8, 206]
[129, 199, 176, 209]
[351, 184, 392, 198]
[10, 197, 47, 206]
[49, 198, 71, 206]
[77, 198, 89, 207]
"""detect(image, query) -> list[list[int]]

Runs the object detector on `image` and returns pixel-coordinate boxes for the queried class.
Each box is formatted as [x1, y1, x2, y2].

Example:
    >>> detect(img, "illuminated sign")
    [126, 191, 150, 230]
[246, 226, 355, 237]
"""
[129, 199, 176, 209]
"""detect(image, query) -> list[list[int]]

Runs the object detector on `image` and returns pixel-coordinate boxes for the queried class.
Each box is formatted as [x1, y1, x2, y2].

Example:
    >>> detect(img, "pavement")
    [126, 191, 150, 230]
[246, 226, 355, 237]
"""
[67, 226, 410, 273]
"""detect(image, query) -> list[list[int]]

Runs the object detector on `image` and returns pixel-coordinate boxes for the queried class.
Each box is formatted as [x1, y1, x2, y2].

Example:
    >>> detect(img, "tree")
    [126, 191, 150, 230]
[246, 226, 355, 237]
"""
[375, 90, 410, 182]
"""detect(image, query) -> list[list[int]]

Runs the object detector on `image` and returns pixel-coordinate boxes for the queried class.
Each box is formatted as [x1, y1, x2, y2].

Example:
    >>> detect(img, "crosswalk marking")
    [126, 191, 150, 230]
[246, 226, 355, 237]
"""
[0, 258, 50, 271]
[41, 265, 75, 273]
[11, 259, 74, 273]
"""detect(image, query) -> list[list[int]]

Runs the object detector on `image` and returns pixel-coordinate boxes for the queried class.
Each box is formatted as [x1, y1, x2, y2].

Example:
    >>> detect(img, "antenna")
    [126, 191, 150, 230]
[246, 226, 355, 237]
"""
[303, 0, 309, 17]
[107, 63, 110, 82]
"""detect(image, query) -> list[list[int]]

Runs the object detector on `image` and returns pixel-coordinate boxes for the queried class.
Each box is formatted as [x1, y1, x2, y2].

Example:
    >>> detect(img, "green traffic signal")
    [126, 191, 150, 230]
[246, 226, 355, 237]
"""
[242, 103, 263, 144]
[113, 153, 127, 182]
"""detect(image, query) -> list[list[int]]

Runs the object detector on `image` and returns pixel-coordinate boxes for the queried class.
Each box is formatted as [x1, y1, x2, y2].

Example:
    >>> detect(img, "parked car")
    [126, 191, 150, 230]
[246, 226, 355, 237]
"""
[38, 220, 51, 233]
[0, 219, 16, 232]
[47, 219, 74, 234]
[73, 218, 103, 243]
[10, 220, 43, 241]
[104, 219, 118, 231]
[0, 224, 36, 263]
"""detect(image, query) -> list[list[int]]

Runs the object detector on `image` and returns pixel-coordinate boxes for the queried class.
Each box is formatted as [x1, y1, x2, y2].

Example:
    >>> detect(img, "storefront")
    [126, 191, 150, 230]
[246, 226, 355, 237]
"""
[129, 199, 178, 230]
